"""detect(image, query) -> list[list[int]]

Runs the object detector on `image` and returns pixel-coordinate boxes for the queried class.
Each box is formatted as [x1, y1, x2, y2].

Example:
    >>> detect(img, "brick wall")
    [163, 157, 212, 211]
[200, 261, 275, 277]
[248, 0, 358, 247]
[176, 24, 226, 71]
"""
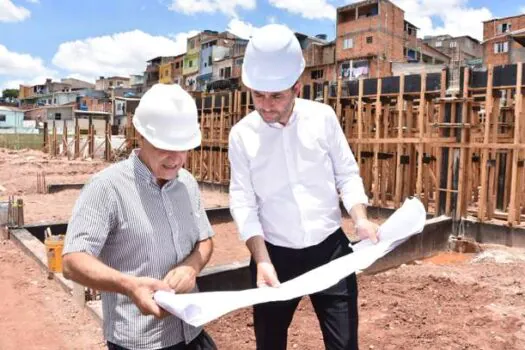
[483, 15, 525, 66]
[484, 15, 525, 41]
[336, 0, 405, 64]
[483, 39, 512, 66]
[300, 64, 337, 86]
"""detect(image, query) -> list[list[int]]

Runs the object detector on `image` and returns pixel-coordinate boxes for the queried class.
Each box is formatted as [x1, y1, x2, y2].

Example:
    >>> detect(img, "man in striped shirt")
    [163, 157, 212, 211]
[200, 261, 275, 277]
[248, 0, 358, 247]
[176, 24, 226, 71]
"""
[62, 84, 217, 350]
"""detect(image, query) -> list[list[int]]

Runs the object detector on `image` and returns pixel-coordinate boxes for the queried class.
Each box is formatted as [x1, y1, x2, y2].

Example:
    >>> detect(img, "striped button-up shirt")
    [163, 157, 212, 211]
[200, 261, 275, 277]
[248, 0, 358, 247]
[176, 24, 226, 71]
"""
[63, 150, 214, 350]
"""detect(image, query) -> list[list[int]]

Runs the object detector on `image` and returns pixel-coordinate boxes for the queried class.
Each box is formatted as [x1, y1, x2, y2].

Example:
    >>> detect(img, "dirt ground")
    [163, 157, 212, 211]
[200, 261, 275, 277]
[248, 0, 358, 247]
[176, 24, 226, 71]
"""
[0, 148, 230, 224]
[2, 149, 525, 349]
[207, 249, 525, 350]
[0, 236, 105, 350]
[2, 231, 525, 349]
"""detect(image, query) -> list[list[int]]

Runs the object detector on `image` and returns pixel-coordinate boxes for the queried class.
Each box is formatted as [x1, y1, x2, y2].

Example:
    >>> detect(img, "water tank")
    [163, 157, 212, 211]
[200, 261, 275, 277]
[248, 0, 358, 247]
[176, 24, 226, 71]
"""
[315, 34, 327, 41]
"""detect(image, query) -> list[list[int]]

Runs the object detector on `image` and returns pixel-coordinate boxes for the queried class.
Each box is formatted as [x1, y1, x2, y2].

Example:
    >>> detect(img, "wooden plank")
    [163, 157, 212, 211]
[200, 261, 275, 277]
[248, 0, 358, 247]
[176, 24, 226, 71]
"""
[199, 94, 206, 181]
[381, 103, 389, 206]
[218, 96, 225, 184]
[357, 79, 364, 167]
[478, 65, 493, 221]
[416, 73, 427, 198]
[74, 118, 80, 158]
[487, 95, 500, 220]
[457, 67, 471, 219]
[508, 63, 523, 225]
[445, 102, 457, 215]
[208, 95, 216, 183]
[394, 75, 404, 207]
[373, 79, 382, 207]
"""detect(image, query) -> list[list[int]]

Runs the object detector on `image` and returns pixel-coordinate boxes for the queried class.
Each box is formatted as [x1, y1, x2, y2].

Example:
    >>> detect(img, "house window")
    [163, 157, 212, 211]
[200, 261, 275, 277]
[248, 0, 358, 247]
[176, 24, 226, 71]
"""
[0, 114, 6, 122]
[189, 60, 193, 68]
[189, 39, 195, 50]
[498, 23, 512, 33]
[343, 37, 353, 49]
[450, 41, 457, 48]
[236, 58, 244, 65]
[311, 69, 324, 80]
[165, 69, 169, 76]
[208, 56, 212, 66]
[366, 36, 373, 44]
[55, 113, 62, 120]
[494, 41, 509, 54]
[220, 67, 232, 79]
[435, 41, 442, 47]
[175, 62, 180, 69]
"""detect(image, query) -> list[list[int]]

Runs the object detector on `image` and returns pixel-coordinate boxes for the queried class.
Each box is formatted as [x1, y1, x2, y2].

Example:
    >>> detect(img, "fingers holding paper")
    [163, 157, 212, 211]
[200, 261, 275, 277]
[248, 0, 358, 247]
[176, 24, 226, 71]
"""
[355, 218, 380, 244]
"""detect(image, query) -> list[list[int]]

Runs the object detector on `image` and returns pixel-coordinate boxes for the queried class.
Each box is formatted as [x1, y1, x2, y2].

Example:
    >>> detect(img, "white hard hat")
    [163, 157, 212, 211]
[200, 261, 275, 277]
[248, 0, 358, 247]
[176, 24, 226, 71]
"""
[133, 83, 201, 151]
[242, 24, 305, 92]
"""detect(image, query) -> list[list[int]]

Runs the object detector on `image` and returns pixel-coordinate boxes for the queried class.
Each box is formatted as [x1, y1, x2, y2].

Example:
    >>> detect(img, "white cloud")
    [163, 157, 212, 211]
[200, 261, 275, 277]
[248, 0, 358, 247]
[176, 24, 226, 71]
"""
[0, 44, 54, 77]
[226, 18, 291, 39]
[64, 73, 96, 84]
[51, 29, 198, 81]
[26, 0, 39, 4]
[391, 0, 492, 40]
[0, 0, 31, 22]
[268, 0, 336, 21]
[0, 75, 60, 90]
[168, 0, 255, 17]
[227, 18, 258, 39]
[521, 6, 525, 14]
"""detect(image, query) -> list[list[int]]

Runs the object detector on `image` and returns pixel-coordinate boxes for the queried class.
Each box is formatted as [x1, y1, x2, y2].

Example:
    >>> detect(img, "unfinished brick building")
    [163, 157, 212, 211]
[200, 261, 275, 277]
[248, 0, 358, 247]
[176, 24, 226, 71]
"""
[336, 0, 448, 80]
[483, 14, 525, 66]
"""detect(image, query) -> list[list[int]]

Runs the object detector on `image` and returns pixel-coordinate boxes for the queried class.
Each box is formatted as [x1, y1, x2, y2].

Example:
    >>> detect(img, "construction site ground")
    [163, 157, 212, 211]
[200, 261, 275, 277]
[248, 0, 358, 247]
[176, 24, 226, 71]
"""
[1, 149, 525, 349]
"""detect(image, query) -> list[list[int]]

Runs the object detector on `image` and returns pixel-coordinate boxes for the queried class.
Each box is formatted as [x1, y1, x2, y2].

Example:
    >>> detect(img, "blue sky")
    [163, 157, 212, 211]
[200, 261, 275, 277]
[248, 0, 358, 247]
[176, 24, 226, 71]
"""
[0, 0, 524, 90]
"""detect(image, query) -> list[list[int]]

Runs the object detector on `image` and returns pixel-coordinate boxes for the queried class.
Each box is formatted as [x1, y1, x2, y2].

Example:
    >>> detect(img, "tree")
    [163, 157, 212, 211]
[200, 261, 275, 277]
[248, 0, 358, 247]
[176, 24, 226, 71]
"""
[2, 89, 19, 99]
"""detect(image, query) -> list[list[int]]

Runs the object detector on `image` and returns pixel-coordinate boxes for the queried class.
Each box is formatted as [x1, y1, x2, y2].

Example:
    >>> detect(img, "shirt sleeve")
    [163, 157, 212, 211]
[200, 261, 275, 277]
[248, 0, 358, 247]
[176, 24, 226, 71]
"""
[228, 128, 265, 242]
[326, 107, 369, 213]
[63, 177, 117, 257]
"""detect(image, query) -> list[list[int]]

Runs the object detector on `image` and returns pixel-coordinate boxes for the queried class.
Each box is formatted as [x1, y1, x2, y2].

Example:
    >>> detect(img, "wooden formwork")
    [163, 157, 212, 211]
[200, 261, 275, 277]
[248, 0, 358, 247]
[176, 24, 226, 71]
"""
[119, 64, 525, 226]
[323, 71, 455, 217]
[461, 63, 525, 226]
[185, 91, 252, 185]
[44, 116, 113, 161]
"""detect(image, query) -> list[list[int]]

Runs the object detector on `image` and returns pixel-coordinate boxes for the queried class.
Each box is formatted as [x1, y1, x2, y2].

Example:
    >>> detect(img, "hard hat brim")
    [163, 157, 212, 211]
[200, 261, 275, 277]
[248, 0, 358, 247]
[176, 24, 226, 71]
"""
[133, 117, 202, 151]
[242, 57, 305, 93]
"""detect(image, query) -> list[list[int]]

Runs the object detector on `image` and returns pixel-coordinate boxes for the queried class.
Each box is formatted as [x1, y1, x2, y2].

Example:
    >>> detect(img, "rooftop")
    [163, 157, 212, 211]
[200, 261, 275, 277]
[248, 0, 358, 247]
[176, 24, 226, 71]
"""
[0, 106, 23, 112]
[483, 13, 525, 23]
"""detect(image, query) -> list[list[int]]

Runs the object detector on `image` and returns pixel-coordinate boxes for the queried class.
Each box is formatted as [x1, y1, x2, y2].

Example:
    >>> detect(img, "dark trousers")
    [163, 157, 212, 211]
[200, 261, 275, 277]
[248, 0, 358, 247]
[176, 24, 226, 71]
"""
[107, 330, 216, 350]
[249, 228, 359, 350]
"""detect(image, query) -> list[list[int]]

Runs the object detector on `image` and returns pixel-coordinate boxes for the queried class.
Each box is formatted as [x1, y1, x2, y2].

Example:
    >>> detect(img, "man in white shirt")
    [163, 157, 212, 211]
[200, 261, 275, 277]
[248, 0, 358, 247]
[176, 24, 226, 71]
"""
[228, 24, 379, 350]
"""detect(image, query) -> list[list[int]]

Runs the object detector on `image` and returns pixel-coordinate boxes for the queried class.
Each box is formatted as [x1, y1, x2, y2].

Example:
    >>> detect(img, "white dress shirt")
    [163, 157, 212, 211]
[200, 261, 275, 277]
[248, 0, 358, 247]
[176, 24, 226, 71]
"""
[228, 98, 368, 249]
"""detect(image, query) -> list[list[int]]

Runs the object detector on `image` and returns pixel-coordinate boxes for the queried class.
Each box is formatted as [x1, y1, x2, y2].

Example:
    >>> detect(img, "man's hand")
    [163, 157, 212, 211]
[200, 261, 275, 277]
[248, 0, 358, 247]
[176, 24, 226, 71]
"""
[256, 262, 280, 288]
[355, 218, 380, 243]
[163, 264, 198, 294]
[126, 276, 172, 319]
